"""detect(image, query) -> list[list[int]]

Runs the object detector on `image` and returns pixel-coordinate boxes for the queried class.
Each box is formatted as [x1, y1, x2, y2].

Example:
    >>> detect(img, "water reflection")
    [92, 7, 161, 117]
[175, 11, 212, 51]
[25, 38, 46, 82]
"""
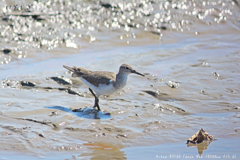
[45, 106, 111, 119]
[187, 140, 214, 155]
[80, 142, 126, 160]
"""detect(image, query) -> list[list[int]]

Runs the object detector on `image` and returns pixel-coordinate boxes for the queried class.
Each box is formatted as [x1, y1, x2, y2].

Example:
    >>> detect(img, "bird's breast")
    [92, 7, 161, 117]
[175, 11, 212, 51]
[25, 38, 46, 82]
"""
[114, 74, 128, 90]
[80, 78, 116, 96]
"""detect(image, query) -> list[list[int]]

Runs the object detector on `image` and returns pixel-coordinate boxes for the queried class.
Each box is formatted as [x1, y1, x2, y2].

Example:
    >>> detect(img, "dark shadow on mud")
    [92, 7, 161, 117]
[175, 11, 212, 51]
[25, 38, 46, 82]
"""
[45, 106, 111, 119]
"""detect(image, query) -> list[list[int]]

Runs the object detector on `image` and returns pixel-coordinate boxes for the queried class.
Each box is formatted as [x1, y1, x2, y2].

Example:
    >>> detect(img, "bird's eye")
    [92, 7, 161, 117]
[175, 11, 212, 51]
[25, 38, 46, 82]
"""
[126, 67, 129, 69]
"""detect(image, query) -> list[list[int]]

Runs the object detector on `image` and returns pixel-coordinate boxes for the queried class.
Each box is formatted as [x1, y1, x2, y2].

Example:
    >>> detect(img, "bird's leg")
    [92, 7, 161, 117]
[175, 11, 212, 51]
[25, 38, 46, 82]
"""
[89, 88, 100, 111]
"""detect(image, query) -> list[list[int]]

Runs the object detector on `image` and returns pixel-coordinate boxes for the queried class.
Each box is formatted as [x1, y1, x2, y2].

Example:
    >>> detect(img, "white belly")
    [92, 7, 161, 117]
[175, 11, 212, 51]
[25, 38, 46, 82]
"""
[80, 78, 116, 97]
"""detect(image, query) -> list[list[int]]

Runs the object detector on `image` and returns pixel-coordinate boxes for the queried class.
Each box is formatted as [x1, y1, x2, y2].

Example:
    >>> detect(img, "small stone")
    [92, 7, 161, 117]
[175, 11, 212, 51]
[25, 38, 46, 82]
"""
[20, 81, 36, 87]
[160, 26, 167, 30]
[2, 49, 11, 54]
[117, 134, 127, 138]
[50, 76, 72, 85]
[49, 111, 58, 116]
[100, 2, 112, 8]
[167, 81, 179, 88]
[213, 72, 220, 77]
[39, 133, 44, 138]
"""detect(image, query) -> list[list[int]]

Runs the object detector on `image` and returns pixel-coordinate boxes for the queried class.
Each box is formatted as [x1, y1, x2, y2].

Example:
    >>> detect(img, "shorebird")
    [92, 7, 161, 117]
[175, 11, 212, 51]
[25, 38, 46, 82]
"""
[63, 64, 144, 111]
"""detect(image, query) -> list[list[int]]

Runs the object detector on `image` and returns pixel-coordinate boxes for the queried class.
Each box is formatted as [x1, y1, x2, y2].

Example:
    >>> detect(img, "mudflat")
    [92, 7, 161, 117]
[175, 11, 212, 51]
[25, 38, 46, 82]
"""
[0, 0, 239, 159]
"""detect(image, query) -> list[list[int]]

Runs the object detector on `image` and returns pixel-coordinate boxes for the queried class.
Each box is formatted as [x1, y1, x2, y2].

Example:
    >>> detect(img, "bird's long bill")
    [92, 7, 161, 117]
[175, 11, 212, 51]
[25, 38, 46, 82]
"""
[132, 70, 145, 77]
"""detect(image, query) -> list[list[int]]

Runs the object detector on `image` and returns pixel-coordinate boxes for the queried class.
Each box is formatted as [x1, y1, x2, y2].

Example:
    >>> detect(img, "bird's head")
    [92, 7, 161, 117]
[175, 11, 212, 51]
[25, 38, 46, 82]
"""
[119, 64, 145, 77]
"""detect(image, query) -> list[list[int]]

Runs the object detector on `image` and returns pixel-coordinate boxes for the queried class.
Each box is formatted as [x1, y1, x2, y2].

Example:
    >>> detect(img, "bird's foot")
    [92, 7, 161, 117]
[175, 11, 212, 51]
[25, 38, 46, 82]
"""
[92, 105, 100, 111]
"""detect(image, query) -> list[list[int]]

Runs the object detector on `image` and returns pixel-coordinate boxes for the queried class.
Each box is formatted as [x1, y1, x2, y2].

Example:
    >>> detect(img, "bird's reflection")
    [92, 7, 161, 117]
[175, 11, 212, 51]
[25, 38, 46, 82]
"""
[45, 106, 111, 119]
[187, 140, 214, 155]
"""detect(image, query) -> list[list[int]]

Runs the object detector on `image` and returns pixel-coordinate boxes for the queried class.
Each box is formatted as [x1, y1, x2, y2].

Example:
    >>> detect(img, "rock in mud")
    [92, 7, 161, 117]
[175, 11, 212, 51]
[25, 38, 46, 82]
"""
[50, 76, 72, 85]
[167, 81, 180, 88]
[157, 26, 167, 30]
[20, 81, 36, 87]
[66, 88, 84, 97]
[49, 111, 58, 116]
[1, 48, 11, 54]
[213, 72, 220, 77]
[39, 133, 45, 138]
[3, 79, 20, 88]
[100, 2, 113, 8]
[187, 128, 214, 144]
[117, 134, 127, 138]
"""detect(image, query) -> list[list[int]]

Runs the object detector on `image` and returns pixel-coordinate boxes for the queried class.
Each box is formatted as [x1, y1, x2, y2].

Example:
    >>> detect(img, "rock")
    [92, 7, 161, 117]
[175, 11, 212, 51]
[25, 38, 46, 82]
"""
[49, 111, 58, 116]
[50, 76, 72, 85]
[100, 2, 112, 8]
[157, 26, 167, 30]
[20, 81, 36, 87]
[66, 88, 84, 97]
[187, 128, 214, 144]
[167, 81, 179, 88]
[39, 133, 45, 138]
[2, 49, 11, 54]
[213, 72, 220, 77]
[117, 134, 127, 138]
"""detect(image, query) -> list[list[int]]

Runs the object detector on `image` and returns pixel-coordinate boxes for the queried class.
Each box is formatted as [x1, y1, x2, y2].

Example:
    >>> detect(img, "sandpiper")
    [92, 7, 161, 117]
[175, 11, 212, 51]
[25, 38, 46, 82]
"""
[63, 64, 144, 110]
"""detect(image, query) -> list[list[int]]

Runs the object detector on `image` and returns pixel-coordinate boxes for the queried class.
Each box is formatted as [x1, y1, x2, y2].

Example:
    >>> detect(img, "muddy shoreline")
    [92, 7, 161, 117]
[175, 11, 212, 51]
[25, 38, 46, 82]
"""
[1, 0, 240, 159]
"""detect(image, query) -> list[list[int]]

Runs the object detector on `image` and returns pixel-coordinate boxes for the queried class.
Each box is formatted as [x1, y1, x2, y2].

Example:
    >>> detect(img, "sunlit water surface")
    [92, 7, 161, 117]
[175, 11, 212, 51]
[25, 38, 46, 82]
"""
[0, 0, 240, 159]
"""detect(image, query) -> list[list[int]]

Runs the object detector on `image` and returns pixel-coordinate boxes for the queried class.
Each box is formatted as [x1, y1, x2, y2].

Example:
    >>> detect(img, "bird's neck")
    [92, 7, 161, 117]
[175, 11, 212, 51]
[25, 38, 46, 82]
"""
[114, 72, 128, 90]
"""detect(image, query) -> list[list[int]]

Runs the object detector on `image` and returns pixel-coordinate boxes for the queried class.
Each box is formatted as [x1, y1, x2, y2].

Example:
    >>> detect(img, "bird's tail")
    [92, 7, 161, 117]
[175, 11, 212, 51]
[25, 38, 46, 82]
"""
[63, 65, 75, 72]
[63, 65, 80, 77]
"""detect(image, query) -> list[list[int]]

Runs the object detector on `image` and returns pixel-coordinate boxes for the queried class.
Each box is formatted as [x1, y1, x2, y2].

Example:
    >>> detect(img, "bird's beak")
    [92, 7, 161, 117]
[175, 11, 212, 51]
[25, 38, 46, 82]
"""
[131, 70, 145, 77]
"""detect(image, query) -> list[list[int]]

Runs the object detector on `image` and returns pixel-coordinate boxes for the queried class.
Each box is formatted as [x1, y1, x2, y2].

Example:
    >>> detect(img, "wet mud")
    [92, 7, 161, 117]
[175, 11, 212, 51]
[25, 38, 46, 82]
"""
[0, 0, 240, 159]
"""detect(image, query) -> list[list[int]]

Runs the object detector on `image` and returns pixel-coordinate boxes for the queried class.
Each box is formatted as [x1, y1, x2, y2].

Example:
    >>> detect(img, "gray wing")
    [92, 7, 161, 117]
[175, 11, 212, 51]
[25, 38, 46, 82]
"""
[82, 71, 116, 87]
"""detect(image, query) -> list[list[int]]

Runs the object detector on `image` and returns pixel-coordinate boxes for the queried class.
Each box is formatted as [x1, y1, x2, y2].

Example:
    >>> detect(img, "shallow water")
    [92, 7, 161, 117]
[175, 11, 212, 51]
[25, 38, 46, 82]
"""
[0, 0, 240, 159]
